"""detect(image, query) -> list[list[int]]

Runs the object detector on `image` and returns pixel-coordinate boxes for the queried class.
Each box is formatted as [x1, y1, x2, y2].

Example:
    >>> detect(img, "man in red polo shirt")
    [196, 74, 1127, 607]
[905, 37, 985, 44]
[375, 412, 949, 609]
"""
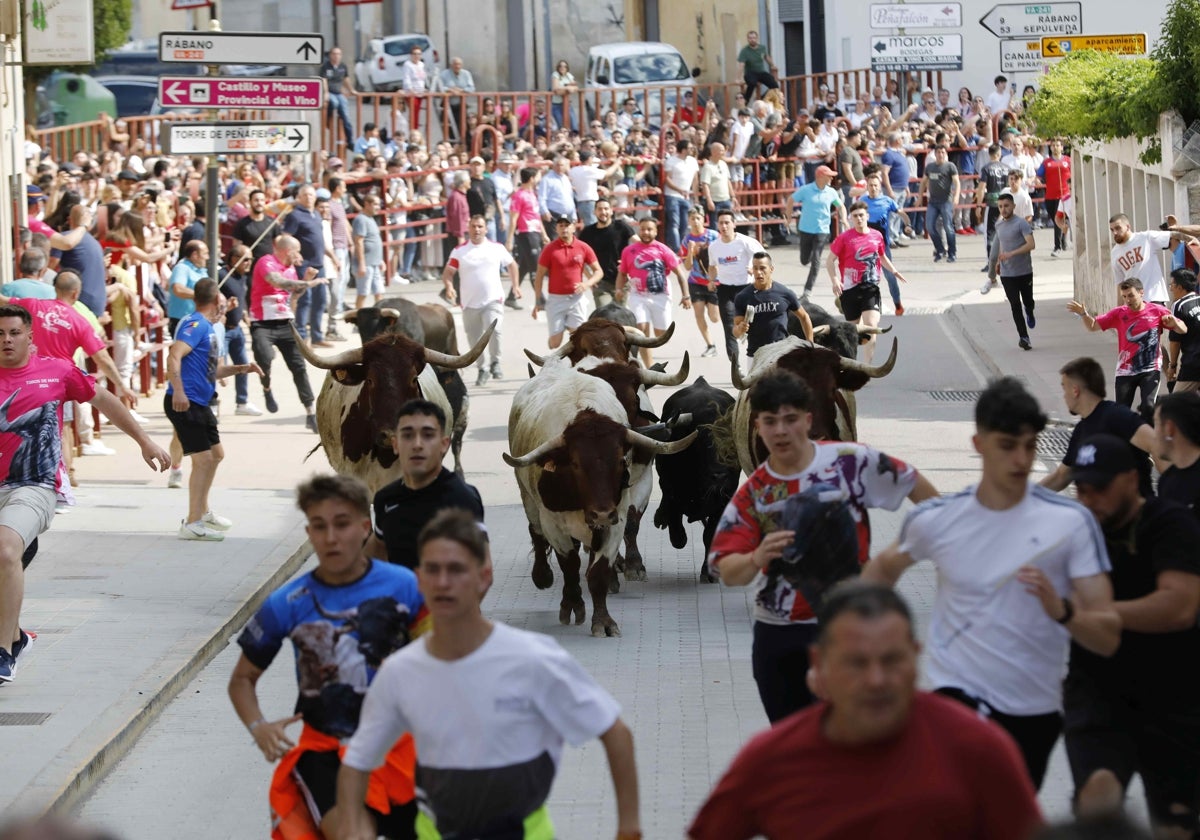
[533, 216, 602, 349]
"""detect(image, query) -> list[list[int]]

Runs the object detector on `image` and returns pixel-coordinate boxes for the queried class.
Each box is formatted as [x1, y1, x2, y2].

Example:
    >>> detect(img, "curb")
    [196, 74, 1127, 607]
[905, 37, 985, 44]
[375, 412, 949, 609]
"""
[946, 302, 1004, 380]
[40, 538, 314, 816]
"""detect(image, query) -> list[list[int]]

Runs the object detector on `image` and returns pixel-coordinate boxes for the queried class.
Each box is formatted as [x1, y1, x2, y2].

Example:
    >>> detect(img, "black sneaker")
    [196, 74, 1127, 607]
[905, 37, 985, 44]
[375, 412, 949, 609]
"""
[264, 390, 279, 414]
[11, 629, 35, 663]
[505, 294, 523, 310]
[305, 414, 318, 433]
[1019, 337, 1032, 351]
[1025, 310, 1037, 329]
[0, 647, 14, 683]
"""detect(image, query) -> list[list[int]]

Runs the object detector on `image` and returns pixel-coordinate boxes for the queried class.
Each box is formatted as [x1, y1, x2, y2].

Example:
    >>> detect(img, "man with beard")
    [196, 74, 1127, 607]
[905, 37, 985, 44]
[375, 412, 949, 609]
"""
[865, 378, 1119, 790]
[578, 197, 635, 309]
[707, 371, 937, 722]
[233, 189, 283, 270]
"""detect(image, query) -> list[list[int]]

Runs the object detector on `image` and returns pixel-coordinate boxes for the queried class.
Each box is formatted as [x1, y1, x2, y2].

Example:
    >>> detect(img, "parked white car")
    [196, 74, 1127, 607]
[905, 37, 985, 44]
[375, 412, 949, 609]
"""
[354, 34, 440, 92]
[584, 41, 700, 130]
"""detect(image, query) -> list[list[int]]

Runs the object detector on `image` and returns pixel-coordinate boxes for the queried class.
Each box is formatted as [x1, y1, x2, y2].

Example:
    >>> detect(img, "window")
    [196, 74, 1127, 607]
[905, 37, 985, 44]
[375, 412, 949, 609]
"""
[613, 54, 689, 84]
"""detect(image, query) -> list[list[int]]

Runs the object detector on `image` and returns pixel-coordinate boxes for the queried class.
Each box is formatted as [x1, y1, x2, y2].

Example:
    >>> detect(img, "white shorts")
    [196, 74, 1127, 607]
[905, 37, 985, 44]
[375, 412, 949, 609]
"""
[627, 291, 673, 331]
[0, 485, 55, 548]
[545, 292, 589, 336]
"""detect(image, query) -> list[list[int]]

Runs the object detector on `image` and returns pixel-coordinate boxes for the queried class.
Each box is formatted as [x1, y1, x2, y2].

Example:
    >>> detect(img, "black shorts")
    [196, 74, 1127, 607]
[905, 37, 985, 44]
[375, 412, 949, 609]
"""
[163, 393, 220, 455]
[840, 283, 881, 321]
[1065, 676, 1200, 826]
[168, 317, 181, 339]
[513, 231, 543, 277]
[294, 750, 416, 839]
[688, 283, 718, 305]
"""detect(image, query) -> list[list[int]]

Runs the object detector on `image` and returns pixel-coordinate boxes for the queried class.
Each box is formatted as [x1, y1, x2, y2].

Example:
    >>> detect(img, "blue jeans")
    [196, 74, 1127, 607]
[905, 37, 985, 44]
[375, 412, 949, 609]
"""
[665, 195, 689, 254]
[327, 93, 353, 144]
[925, 200, 956, 258]
[402, 224, 422, 274]
[294, 279, 328, 342]
[576, 200, 597, 227]
[709, 199, 733, 231]
[882, 240, 901, 305]
[551, 102, 576, 133]
[225, 325, 249, 404]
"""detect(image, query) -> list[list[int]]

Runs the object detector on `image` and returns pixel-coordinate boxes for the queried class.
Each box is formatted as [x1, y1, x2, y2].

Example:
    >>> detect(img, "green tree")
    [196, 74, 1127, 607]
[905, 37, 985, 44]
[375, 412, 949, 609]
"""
[24, 0, 132, 121]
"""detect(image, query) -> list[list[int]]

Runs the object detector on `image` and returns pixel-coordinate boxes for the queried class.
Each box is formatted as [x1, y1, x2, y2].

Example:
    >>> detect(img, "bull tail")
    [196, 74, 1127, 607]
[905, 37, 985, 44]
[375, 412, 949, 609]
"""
[302, 442, 323, 462]
[706, 404, 740, 470]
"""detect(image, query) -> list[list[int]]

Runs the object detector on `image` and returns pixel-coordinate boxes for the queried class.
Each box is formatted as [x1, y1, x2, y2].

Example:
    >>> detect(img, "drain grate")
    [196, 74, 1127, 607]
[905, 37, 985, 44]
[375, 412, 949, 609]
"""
[927, 390, 985, 402]
[1038, 425, 1075, 463]
[0, 712, 51, 726]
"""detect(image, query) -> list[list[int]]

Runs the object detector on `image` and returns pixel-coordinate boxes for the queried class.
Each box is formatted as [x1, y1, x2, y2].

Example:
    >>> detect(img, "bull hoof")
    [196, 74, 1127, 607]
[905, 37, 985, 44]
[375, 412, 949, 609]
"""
[608, 568, 621, 594]
[531, 559, 554, 590]
[653, 506, 668, 530]
[669, 521, 687, 550]
[591, 614, 621, 637]
[623, 560, 647, 582]
[560, 600, 586, 625]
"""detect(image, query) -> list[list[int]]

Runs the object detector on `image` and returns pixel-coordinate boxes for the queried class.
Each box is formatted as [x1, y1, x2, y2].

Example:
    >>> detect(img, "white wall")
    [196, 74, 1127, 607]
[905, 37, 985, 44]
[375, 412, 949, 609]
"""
[818, 0, 1170, 97]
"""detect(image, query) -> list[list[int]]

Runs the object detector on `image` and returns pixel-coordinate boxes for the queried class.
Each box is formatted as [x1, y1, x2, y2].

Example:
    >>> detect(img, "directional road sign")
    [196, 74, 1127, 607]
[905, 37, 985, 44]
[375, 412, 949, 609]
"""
[980, 3, 1082, 38]
[1041, 33, 1147, 58]
[160, 122, 312, 155]
[1000, 39, 1046, 73]
[158, 32, 323, 66]
[869, 3, 962, 29]
[870, 34, 963, 72]
[158, 76, 324, 110]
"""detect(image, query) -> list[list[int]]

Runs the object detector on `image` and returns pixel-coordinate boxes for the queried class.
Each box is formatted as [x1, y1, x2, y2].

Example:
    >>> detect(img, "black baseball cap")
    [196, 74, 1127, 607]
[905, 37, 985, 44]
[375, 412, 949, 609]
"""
[553, 215, 573, 225]
[1072, 434, 1138, 487]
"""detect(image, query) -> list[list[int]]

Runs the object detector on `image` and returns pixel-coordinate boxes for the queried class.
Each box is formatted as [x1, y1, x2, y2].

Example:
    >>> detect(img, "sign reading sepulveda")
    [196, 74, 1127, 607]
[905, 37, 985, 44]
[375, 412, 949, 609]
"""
[979, 3, 1083, 38]
[869, 3, 962, 28]
[1000, 39, 1046, 73]
[870, 34, 964, 71]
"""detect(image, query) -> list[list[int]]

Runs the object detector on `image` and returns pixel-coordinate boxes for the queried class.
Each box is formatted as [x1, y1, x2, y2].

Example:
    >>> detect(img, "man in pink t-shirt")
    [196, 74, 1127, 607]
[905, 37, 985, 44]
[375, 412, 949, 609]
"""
[827, 202, 907, 363]
[504, 168, 550, 310]
[0, 270, 136, 407]
[0, 302, 169, 682]
[1068, 277, 1188, 421]
[616, 217, 691, 365]
[248, 234, 321, 430]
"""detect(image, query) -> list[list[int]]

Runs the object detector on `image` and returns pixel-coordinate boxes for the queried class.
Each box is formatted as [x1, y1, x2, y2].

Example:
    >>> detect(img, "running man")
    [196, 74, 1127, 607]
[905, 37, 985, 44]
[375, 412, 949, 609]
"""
[616, 217, 691, 367]
[680, 206, 721, 357]
[533, 216, 602, 350]
[986, 192, 1037, 351]
[827, 201, 906, 364]
[792, 165, 845, 298]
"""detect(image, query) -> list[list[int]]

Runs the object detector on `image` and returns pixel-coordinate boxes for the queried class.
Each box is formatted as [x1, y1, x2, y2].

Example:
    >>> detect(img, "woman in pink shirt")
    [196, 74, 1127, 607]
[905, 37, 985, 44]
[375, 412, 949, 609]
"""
[504, 167, 549, 309]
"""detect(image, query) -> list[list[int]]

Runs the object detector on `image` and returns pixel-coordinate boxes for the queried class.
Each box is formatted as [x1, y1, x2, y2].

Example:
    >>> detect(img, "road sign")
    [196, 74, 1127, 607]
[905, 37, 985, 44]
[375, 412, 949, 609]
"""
[170, 0, 212, 8]
[980, 3, 1082, 38]
[25, 0, 94, 65]
[159, 76, 324, 109]
[160, 122, 312, 155]
[870, 34, 963, 71]
[1041, 33, 1147, 57]
[158, 32, 323, 66]
[1000, 39, 1046, 73]
[869, 3, 962, 28]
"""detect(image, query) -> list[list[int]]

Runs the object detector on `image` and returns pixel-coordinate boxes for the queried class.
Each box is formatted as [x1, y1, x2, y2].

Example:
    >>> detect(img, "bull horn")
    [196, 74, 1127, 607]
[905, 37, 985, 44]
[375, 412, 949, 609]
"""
[731, 358, 752, 391]
[626, 427, 699, 455]
[524, 348, 547, 367]
[424, 321, 497, 369]
[292, 325, 364, 369]
[855, 323, 893, 335]
[335, 308, 360, 322]
[638, 352, 689, 387]
[502, 434, 565, 468]
[379, 307, 401, 320]
[840, 338, 899, 378]
[624, 322, 675, 347]
[811, 325, 831, 337]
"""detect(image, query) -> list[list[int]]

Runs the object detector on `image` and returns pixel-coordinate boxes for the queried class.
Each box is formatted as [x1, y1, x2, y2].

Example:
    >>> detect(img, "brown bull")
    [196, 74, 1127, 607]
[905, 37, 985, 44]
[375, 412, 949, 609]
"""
[730, 337, 898, 475]
[295, 323, 494, 493]
[535, 319, 675, 364]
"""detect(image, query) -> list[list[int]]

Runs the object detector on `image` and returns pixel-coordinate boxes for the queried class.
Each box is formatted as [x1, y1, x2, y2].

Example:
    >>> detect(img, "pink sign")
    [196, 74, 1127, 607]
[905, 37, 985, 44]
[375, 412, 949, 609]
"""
[158, 76, 324, 110]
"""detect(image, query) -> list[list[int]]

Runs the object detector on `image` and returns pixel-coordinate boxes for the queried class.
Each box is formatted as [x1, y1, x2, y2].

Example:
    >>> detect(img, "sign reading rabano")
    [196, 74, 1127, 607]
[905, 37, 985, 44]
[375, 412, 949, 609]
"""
[24, 0, 94, 65]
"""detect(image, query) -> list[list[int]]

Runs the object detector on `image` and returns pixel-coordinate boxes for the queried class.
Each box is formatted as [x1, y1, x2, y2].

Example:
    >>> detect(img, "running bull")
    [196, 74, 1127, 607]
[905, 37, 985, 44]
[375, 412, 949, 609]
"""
[730, 336, 898, 475]
[295, 323, 495, 493]
[503, 357, 696, 637]
[789, 299, 891, 360]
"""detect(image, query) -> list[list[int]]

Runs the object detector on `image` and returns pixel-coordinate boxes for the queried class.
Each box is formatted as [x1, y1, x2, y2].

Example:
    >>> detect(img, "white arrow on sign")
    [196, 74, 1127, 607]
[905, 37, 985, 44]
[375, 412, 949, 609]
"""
[979, 2, 1082, 39]
[164, 81, 186, 104]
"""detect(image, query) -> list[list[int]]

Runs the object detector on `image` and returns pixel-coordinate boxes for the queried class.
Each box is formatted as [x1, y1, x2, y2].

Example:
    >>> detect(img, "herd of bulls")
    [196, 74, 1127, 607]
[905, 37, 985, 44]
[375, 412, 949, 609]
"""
[298, 297, 900, 637]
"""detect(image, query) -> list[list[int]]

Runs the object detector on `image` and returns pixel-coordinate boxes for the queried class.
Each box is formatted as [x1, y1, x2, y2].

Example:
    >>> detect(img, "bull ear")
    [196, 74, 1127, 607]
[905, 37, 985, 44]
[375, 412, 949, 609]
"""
[835, 369, 871, 392]
[332, 365, 367, 386]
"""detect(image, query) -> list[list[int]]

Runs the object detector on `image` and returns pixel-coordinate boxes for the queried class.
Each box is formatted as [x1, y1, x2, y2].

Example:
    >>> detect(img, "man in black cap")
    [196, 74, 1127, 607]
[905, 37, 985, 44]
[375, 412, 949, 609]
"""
[1066, 433, 1200, 831]
[116, 169, 141, 203]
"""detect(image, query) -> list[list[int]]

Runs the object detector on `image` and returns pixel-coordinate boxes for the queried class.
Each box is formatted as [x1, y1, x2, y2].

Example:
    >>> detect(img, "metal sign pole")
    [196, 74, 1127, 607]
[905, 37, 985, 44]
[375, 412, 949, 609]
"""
[206, 16, 222, 283]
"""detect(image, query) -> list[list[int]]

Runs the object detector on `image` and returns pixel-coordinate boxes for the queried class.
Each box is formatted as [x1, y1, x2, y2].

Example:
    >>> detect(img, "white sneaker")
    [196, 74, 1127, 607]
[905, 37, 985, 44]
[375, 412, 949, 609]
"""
[235, 402, 264, 416]
[129, 410, 150, 426]
[391, 273, 411, 285]
[55, 502, 73, 515]
[80, 441, 116, 456]
[167, 468, 184, 489]
[202, 510, 233, 531]
[980, 278, 996, 295]
[179, 520, 225, 541]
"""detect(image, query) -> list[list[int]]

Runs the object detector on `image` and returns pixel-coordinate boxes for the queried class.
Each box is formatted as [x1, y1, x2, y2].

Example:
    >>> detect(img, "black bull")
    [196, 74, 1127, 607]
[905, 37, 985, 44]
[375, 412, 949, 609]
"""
[788, 298, 891, 360]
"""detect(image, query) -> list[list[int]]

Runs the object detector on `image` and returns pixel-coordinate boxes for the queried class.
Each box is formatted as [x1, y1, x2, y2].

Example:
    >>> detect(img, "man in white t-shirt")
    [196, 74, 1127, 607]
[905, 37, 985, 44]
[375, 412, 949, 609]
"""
[706, 209, 763, 362]
[337, 509, 641, 840]
[568, 150, 621, 228]
[1110, 212, 1191, 305]
[662, 138, 700, 254]
[984, 74, 1013, 115]
[442, 215, 519, 387]
[864, 377, 1119, 792]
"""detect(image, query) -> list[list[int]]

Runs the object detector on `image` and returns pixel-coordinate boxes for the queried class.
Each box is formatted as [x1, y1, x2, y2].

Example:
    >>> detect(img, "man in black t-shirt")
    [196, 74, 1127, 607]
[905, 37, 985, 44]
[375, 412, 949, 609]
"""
[320, 47, 355, 147]
[1168, 268, 1200, 392]
[232, 189, 279, 269]
[1067, 433, 1200, 832]
[1041, 357, 1158, 498]
[732, 252, 812, 356]
[578, 198, 635, 308]
[1156, 392, 1200, 517]
[975, 144, 1011, 268]
[363, 400, 484, 569]
[218, 244, 262, 416]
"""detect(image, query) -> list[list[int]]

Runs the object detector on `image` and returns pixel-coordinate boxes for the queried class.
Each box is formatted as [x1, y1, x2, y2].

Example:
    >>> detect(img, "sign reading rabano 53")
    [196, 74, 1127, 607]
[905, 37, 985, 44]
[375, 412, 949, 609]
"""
[24, 0, 94, 65]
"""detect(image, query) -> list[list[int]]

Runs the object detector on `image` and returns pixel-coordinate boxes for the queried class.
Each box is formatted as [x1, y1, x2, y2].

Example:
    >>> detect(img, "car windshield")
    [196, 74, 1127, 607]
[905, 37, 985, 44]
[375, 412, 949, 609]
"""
[613, 54, 689, 84]
[383, 38, 428, 58]
[103, 82, 158, 118]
